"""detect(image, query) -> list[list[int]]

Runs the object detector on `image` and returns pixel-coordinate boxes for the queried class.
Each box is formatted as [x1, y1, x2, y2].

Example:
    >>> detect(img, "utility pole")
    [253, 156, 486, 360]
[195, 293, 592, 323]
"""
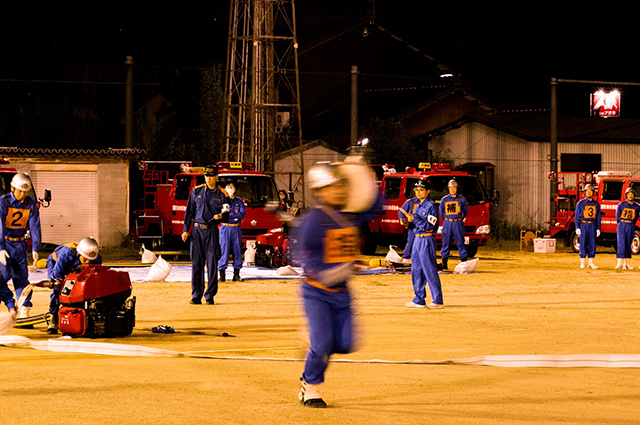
[125, 56, 134, 148]
[350, 66, 358, 147]
[224, 0, 303, 177]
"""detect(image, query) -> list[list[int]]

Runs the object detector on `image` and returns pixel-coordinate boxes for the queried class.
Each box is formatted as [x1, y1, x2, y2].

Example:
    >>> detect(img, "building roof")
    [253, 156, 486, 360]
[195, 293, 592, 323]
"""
[0, 147, 146, 159]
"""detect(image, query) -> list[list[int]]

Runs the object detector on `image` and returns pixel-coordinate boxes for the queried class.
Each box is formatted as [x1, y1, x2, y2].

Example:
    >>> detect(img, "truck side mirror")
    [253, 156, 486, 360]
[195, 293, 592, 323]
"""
[492, 190, 500, 207]
[287, 190, 295, 203]
[39, 189, 52, 207]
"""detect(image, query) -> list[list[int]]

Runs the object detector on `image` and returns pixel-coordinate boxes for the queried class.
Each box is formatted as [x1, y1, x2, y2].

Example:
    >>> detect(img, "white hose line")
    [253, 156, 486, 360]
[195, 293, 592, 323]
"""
[2, 335, 640, 367]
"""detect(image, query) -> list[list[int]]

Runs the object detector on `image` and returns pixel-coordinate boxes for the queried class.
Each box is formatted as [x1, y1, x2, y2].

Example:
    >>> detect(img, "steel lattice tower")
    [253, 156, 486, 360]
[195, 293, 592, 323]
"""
[223, 0, 303, 175]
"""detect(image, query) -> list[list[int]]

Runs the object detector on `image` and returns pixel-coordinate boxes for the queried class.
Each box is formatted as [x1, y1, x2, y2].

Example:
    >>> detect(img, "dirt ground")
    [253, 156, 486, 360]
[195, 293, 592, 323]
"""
[2, 244, 640, 425]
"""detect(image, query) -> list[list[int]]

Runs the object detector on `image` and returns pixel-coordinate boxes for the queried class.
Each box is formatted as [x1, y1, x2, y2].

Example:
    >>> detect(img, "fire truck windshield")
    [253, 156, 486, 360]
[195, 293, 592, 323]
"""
[406, 176, 487, 205]
[220, 175, 279, 207]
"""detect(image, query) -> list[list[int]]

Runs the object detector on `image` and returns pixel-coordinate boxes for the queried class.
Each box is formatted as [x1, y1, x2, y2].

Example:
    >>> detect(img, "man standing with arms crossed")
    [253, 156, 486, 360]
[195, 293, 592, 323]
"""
[182, 165, 227, 305]
[439, 179, 468, 270]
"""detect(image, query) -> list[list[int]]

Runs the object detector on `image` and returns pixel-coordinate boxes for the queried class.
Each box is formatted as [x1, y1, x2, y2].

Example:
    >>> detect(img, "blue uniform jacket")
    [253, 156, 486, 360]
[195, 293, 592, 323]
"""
[439, 194, 468, 221]
[575, 197, 601, 231]
[399, 197, 420, 229]
[222, 197, 246, 224]
[183, 184, 226, 232]
[412, 198, 440, 234]
[47, 243, 103, 280]
[0, 193, 41, 252]
[616, 200, 640, 225]
[298, 194, 383, 289]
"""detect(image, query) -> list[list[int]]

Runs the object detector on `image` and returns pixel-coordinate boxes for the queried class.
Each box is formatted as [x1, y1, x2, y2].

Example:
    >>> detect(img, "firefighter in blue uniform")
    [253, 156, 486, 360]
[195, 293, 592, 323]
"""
[615, 187, 640, 270]
[398, 196, 420, 263]
[296, 163, 383, 408]
[405, 179, 443, 309]
[218, 180, 246, 282]
[46, 237, 102, 334]
[182, 165, 227, 305]
[575, 184, 601, 269]
[0, 173, 42, 322]
[439, 179, 468, 270]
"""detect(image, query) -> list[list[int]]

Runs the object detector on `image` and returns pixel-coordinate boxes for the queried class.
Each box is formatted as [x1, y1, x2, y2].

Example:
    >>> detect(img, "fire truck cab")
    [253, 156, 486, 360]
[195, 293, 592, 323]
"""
[363, 162, 494, 257]
[133, 161, 282, 250]
[549, 170, 640, 253]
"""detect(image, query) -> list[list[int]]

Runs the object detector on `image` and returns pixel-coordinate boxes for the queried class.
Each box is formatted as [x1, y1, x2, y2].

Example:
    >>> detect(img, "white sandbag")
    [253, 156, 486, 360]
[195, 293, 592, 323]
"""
[147, 256, 171, 281]
[141, 245, 157, 264]
[453, 258, 478, 274]
[340, 162, 378, 213]
[244, 240, 256, 266]
[276, 265, 299, 276]
[385, 245, 403, 264]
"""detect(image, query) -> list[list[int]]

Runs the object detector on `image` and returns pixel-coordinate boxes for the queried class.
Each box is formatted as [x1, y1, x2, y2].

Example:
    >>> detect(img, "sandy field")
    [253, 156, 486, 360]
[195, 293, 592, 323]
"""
[1, 245, 640, 425]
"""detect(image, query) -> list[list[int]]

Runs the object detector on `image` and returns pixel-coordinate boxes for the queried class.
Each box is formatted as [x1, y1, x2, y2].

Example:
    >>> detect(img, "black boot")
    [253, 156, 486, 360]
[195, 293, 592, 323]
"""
[442, 257, 448, 270]
[219, 270, 226, 282]
[461, 257, 467, 262]
[232, 269, 243, 282]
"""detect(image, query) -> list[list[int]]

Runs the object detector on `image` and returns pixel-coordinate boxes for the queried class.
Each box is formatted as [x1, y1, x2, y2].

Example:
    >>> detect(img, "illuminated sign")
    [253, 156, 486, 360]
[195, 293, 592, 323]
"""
[590, 89, 620, 118]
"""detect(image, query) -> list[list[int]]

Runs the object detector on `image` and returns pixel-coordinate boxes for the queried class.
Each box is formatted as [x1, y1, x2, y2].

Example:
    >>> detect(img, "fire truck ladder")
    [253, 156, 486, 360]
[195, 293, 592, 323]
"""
[224, 0, 304, 187]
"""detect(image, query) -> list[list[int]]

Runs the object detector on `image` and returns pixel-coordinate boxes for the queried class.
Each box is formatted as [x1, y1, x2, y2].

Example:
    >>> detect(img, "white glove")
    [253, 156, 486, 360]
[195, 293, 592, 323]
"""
[32, 251, 39, 267]
[597, 230, 601, 237]
[221, 204, 230, 213]
[427, 215, 438, 226]
[0, 250, 9, 266]
[575, 228, 581, 236]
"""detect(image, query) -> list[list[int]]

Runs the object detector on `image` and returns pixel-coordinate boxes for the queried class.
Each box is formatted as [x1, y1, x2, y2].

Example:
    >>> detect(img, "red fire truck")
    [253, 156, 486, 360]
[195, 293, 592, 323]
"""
[548, 170, 640, 253]
[362, 162, 495, 257]
[132, 161, 282, 250]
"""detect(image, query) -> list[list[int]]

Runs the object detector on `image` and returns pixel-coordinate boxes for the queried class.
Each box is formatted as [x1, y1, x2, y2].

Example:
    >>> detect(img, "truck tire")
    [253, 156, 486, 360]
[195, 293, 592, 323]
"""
[569, 230, 580, 253]
[632, 230, 640, 255]
[465, 244, 478, 258]
[360, 228, 378, 255]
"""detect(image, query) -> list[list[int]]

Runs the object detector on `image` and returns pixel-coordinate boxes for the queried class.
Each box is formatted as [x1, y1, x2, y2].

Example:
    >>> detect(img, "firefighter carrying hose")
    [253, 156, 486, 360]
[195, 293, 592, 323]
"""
[575, 184, 601, 269]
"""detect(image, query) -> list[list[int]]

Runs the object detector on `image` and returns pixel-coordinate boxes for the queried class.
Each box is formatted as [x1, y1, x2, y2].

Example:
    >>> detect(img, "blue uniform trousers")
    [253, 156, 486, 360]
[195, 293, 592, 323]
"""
[617, 222, 635, 259]
[301, 283, 353, 385]
[0, 240, 31, 308]
[402, 229, 415, 260]
[441, 220, 468, 259]
[218, 225, 243, 270]
[411, 236, 443, 305]
[579, 222, 598, 258]
[190, 225, 220, 302]
[0, 281, 15, 310]
[46, 256, 61, 316]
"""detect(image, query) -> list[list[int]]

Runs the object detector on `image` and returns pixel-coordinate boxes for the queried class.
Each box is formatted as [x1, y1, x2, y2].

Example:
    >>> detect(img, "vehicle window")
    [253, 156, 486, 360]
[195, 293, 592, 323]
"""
[174, 175, 194, 201]
[226, 175, 278, 207]
[404, 178, 420, 198]
[384, 178, 402, 200]
[629, 181, 640, 196]
[427, 176, 487, 205]
[601, 181, 623, 201]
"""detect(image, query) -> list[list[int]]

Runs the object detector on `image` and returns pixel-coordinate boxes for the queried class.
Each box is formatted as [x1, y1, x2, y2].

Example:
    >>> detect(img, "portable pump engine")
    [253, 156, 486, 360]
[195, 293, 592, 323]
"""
[58, 264, 136, 337]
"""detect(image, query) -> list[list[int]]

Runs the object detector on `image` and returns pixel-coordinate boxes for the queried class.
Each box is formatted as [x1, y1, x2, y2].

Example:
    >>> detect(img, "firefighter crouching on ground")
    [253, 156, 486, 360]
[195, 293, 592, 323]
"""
[218, 180, 246, 282]
[0, 173, 42, 323]
[615, 187, 640, 270]
[404, 180, 444, 309]
[182, 164, 227, 305]
[575, 184, 601, 269]
[295, 162, 383, 408]
[45, 237, 102, 334]
[439, 179, 468, 270]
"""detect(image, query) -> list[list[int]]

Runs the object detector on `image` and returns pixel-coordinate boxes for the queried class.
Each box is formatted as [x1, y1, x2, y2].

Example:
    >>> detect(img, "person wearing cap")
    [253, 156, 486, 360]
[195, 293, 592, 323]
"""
[0, 173, 42, 323]
[575, 183, 601, 269]
[615, 187, 640, 270]
[404, 179, 443, 309]
[45, 237, 102, 334]
[182, 164, 227, 305]
[295, 162, 383, 408]
[398, 194, 420, 264]
[217, 180, 246, 282]
[439, 179, 468, 270]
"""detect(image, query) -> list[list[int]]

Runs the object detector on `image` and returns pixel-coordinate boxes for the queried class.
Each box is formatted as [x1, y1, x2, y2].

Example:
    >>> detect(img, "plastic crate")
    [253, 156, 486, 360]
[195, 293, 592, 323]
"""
[533, 238, 556, 253]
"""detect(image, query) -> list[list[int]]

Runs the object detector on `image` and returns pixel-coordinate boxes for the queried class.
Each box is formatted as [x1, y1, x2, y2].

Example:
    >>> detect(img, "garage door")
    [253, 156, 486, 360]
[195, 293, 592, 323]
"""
[31, 171, 98, 246]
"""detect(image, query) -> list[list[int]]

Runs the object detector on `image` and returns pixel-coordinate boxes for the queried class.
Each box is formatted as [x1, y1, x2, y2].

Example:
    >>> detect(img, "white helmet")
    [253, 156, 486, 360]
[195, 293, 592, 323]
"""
[11, 173, 32, 191]
[448, 179, 459, 188]
[77, 237, 99, 260]
[307, 163, 343, 189]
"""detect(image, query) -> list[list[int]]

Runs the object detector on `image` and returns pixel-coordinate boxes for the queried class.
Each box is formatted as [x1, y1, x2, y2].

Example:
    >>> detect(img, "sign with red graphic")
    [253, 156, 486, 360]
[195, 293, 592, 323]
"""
[590, 89, 620, 118]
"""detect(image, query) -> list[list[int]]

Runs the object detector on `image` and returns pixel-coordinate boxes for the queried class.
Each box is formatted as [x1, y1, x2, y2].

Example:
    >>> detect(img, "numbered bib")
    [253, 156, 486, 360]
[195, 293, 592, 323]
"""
[445, 201, 460, 215]
[5, 207, 30, 229]
[584, 205, 596, 219]
[621, 208, 636, 220]
[323, 227, 359, 263]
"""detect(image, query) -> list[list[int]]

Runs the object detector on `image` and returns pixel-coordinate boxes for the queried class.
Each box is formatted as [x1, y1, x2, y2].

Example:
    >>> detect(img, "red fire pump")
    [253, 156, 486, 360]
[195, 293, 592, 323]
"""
[58, 265, 136, 338]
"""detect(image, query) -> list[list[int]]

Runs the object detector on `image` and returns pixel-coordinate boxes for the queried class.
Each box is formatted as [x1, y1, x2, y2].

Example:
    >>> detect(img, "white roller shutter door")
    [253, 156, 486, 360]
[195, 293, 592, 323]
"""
[31, 171, 98, 245]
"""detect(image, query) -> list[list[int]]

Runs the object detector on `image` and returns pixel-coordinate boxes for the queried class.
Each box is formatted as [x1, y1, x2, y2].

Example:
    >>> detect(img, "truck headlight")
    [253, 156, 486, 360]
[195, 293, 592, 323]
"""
[475, 225, 490, 235]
